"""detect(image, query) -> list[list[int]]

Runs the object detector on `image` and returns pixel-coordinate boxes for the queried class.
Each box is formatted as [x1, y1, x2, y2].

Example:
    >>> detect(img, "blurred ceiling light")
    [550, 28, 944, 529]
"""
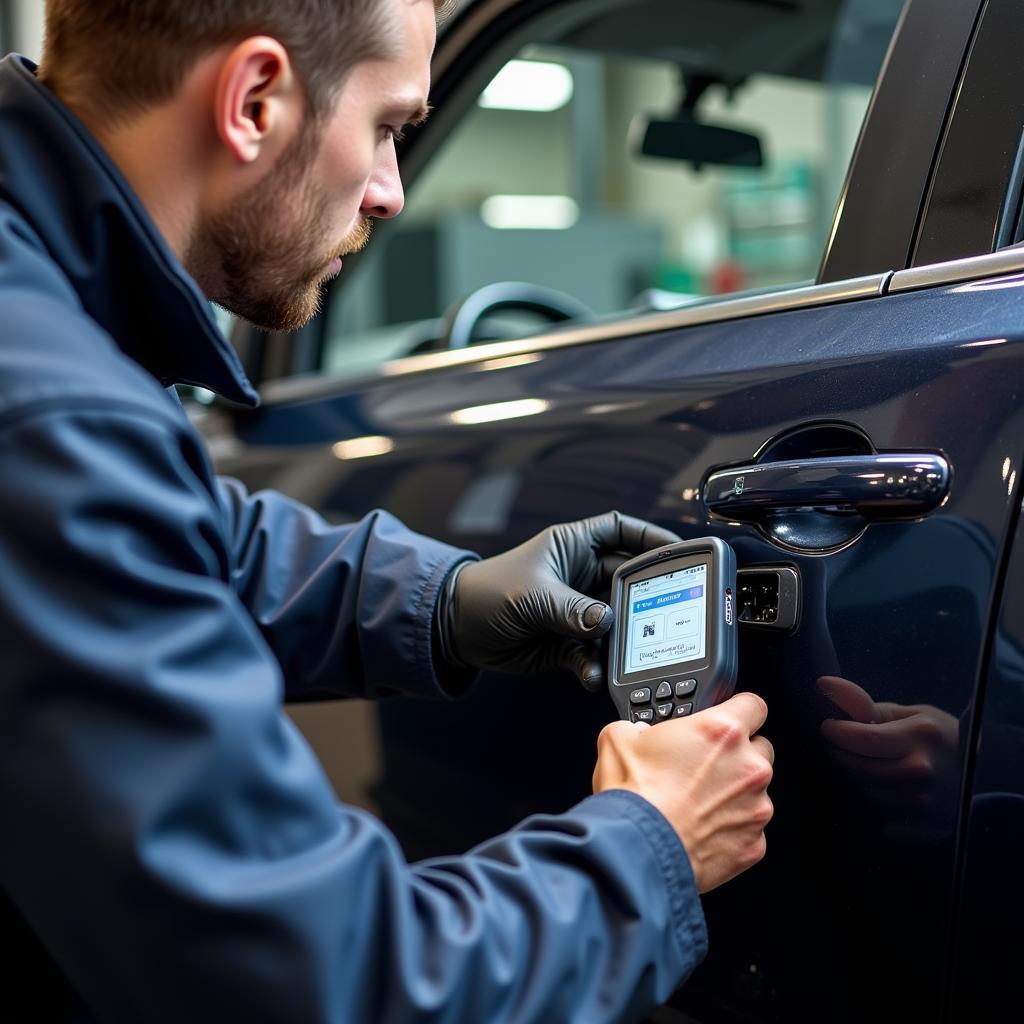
[479, 60, 574, 112]
[481, 195, 580, 230]
[450, 399, 550, 425]
[332, 436, 395, 460]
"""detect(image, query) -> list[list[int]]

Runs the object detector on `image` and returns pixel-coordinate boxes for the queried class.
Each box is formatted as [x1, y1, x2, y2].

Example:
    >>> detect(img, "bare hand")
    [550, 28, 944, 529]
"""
[593, 693, 774, 893]
[817, 676, 959, 827]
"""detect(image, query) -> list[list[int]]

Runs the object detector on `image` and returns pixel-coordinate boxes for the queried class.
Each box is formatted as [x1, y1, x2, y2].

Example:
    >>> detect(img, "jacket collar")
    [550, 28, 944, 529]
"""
[0, 54, 259, 407]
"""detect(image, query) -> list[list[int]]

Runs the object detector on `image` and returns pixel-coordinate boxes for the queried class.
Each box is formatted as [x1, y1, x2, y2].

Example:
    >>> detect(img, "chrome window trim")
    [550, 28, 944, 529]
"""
[262, 247, 1024, 407]
[888, 246, 1024, 292]
[261, 274, 889, 405]
[377, 274, 889, 376]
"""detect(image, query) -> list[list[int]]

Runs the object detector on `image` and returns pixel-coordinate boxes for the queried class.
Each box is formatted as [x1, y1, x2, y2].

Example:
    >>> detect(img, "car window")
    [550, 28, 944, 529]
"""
[322, 0, 906, 378]
[6, 1, 44, 61]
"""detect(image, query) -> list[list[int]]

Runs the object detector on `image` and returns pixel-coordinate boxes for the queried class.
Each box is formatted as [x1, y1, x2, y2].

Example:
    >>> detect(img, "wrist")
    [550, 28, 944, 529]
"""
[432, 558, 473, 674]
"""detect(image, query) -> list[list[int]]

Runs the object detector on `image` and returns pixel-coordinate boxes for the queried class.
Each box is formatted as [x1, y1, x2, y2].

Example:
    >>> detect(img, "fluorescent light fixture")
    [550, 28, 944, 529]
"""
[481, 195, 579, 231]
[450, 399, 550, 425]
[332, 436, 395, 460]
[479, 60, 574, 112]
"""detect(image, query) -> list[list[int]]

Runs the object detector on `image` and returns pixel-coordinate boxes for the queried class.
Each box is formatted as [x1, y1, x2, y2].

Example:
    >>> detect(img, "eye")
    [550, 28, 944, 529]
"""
[381, 125, 407, 144]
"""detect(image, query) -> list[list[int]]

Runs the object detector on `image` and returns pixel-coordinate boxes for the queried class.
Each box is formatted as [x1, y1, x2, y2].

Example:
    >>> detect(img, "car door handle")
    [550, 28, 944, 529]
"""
[704, 454, 951, 519]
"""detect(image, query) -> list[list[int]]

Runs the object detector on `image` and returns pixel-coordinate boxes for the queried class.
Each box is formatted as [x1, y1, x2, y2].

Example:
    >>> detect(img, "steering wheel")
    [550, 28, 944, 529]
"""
[436, 281, 593, 351]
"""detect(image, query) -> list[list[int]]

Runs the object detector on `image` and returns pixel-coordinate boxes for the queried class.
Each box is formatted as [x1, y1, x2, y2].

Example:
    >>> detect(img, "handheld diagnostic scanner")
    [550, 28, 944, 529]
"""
[607, 538, 737, 724]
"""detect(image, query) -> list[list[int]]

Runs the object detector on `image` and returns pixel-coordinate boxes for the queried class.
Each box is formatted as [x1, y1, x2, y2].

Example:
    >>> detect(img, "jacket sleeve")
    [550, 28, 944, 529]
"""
[214, 475, 477, 702]
[0, 401, 708, 1024]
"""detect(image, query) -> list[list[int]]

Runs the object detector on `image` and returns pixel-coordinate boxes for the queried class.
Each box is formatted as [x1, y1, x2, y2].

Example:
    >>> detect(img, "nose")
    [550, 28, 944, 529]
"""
[360, 143, 405, 221]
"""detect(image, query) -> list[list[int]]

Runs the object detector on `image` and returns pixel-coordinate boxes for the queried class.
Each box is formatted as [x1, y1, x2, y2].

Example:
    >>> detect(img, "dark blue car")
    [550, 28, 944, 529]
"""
[196, 0, 1024, 1018]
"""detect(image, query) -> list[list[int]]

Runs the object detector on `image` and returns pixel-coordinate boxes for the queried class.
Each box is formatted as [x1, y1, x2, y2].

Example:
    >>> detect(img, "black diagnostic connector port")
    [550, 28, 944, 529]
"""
[736, 567, 800, 631]
[739, 575, 779, 624]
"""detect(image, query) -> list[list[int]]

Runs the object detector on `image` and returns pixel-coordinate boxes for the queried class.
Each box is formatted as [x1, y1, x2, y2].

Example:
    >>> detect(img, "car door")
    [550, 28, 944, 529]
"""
[203, 0, 1024, 1020]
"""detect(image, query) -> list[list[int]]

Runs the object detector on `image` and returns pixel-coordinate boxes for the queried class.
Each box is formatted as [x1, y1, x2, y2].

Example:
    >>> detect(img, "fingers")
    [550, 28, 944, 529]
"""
[582, 511, 681, 557]
[752, 734, 775, 766]
[716, 691, 769, 736]
[557, 640, 605, 693]
[542, 580, 614, 640]
[599, 718, 649, 745]
[617, 513, 682, 554]
[827, 748, 921, 780]
[820, 717, 915, 759]
[595, 552, 629, 589]
[873, 701, 927, 723]
[816, 675, 879, 724]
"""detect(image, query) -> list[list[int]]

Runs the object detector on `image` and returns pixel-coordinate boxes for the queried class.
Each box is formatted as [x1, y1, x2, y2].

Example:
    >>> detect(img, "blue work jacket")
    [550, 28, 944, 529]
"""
[0, 55, 707, 1023]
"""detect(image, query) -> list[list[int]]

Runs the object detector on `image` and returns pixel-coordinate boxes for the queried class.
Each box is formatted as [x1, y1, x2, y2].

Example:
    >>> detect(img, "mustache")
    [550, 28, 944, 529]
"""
[336, 218, 373, 259]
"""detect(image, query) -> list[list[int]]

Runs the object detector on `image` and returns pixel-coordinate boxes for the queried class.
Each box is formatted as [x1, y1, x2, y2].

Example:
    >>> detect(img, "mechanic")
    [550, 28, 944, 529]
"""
[0, 1, 774, 1021]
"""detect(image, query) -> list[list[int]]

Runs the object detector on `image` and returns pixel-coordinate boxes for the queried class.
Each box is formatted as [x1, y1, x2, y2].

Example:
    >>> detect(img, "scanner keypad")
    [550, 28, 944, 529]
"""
[628, 678, 700, 723]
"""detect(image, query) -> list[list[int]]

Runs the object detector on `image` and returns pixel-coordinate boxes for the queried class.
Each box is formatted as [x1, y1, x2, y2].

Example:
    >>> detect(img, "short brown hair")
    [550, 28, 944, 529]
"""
[40, 0, 454, 122]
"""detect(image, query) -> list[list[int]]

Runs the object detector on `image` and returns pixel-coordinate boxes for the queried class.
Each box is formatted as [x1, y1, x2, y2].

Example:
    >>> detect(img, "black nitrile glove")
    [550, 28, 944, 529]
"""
[435, 511, 682, 692]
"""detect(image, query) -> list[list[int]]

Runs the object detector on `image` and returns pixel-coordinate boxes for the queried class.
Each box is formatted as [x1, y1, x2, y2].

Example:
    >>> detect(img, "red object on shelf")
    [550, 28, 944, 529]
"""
[707, 260, 748, 295]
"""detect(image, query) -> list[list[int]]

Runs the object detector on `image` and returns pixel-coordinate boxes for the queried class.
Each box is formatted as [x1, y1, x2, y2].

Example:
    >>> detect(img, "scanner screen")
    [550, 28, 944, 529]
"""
[624, 564, 707, 674]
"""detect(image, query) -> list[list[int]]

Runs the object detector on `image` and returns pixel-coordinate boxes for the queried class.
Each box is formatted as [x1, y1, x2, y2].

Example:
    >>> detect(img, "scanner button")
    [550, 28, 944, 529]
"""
[674, 702, 694, 717]
[632, 708, 655, 724]
[629, 688, 652, 705]
[675, 679, 697, 698]
[656, 702, 673, 719]
[655, 681, 672, 700]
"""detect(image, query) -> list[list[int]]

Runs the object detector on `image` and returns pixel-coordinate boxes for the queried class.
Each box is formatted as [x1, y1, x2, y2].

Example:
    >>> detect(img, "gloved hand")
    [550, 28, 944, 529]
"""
[435, 511, 681, 692]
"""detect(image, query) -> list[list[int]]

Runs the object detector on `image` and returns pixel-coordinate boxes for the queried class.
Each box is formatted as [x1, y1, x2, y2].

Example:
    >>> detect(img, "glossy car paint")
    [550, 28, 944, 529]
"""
[217, 273, 1024, 1021]
[950, 485, 1024, 1021]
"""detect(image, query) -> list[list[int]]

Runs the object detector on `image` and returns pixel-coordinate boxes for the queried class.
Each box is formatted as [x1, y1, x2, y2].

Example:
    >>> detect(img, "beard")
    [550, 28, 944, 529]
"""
[192, 128, 372, 333]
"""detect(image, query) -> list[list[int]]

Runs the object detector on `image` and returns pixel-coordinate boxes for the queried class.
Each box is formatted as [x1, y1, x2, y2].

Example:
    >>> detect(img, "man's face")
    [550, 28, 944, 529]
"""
[201, 0, 436, 332]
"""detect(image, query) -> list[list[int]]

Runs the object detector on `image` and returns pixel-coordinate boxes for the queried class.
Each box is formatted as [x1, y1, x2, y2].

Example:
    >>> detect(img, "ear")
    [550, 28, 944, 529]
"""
[214, 36, 302, 165]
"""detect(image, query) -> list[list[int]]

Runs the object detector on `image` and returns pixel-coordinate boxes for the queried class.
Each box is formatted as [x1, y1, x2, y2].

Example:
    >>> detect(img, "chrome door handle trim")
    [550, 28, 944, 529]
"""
[704, 454, 951, 519]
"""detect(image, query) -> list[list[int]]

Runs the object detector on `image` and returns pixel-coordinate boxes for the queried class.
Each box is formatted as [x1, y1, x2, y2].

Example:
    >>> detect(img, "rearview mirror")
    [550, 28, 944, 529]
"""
[640, 119, 764, 171]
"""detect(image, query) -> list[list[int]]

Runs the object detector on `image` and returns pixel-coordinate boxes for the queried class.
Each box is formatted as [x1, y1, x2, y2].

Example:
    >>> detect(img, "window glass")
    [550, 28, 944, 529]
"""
[323, 0, 906, 378]
[0, 5, 11, 54]
[7, 1, 44, 60]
